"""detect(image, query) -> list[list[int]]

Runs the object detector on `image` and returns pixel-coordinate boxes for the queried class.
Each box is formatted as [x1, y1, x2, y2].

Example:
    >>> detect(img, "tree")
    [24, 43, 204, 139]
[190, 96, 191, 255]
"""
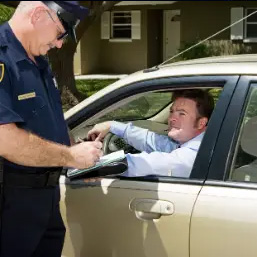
[0, 3, 14, 24]
[2, 1, 120, 106]
[49, 1, 120, 107]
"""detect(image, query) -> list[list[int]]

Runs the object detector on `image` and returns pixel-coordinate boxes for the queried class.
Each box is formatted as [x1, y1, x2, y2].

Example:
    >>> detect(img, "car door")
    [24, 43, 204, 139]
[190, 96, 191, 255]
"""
[190, 76, 257, 257]
[60, 76, 238, 257]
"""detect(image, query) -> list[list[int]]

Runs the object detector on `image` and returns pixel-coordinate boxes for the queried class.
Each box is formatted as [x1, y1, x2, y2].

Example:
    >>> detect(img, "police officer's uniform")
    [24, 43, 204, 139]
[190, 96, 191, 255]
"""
[0, 2, 88, 256]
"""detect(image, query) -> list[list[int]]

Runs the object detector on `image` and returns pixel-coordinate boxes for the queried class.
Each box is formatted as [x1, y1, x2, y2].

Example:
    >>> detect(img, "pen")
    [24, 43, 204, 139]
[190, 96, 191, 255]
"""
[78, 135, 101, 142]
[95, 134, 102, 142]
[77, 137, 84, 143]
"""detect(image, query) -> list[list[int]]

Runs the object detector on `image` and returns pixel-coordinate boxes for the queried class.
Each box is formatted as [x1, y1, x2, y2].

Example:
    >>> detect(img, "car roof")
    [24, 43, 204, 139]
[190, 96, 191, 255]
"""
[162, 54, 257, 66]
[65, 54, 257, 119]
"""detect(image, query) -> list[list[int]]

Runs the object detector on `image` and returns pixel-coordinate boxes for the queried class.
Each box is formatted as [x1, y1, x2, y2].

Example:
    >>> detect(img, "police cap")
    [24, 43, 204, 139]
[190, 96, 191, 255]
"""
[42, 1, 89, 42]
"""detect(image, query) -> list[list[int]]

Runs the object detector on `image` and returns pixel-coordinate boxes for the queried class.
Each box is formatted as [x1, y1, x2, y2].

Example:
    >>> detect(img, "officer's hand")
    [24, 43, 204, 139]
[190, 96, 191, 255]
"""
[69, 141, 103, 169]
[87, 122, 111, 141]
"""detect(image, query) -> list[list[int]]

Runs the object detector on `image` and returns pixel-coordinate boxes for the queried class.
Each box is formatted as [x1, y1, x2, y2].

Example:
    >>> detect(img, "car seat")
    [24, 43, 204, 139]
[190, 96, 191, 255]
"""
[232, 116, 257, 182]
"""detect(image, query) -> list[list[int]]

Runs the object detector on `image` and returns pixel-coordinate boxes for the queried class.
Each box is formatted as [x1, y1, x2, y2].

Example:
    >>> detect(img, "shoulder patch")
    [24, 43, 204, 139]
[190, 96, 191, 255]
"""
[0, 63, 4, 82]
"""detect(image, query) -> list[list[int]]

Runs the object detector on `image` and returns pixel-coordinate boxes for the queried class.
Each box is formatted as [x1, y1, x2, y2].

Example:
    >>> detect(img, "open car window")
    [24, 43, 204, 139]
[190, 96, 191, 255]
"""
[71, 84, 226, 181]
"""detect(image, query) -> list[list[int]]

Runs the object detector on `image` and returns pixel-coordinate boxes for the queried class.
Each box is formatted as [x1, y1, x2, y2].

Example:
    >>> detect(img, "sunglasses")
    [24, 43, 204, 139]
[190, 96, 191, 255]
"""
[46, 10, 69, 41]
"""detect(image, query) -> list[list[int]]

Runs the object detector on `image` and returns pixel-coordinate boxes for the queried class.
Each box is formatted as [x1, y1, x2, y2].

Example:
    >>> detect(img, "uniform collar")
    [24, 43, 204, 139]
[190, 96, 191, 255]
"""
[35, 55, 49, 70]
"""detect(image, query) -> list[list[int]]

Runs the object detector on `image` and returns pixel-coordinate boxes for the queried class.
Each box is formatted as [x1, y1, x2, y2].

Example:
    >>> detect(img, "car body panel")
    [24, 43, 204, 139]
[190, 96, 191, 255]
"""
[61, 178, 202, 257]
[189, 75, 257, 257]
[191, 185, 257, 257]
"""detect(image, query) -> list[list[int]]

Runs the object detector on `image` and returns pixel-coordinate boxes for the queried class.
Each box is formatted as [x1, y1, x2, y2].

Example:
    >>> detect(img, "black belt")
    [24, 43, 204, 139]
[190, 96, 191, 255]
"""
[4, 169, 64, 188]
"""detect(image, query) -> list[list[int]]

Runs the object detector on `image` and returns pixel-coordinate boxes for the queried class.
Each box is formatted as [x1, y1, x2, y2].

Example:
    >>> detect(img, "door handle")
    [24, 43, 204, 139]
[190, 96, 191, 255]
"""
[129, 198, 174, 221]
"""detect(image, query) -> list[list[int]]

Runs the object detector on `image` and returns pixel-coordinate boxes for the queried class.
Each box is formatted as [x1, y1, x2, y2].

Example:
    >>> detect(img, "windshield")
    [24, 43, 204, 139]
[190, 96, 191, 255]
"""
[95, 92, 172, 123]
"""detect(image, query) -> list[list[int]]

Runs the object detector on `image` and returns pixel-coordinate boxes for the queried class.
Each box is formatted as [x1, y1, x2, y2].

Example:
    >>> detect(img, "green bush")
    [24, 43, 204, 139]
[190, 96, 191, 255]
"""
[173, 39, 253, 62]
[177, 41, 212, 60]
[76, 79, 118, 98]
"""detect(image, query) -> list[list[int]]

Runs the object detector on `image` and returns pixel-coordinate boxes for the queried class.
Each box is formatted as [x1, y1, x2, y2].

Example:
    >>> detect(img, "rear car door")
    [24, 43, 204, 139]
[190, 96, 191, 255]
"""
[191, 76, 257, 257]
[60, 76, 238, 257]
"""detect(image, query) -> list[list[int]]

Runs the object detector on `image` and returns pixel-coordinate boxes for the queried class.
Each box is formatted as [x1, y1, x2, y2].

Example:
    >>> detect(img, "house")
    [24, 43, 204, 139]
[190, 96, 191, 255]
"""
[74, 1, 257, 75]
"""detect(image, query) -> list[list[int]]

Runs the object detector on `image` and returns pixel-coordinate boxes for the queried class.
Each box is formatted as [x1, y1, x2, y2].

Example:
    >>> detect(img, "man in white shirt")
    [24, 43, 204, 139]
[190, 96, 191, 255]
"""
[88, 89, 214, 178]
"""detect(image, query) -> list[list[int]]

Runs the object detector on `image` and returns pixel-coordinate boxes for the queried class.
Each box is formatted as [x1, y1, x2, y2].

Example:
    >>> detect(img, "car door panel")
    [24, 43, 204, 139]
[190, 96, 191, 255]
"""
[190, 76, 257, 257]
[60, 178, 202, 257]
[190, 185, 257, 257]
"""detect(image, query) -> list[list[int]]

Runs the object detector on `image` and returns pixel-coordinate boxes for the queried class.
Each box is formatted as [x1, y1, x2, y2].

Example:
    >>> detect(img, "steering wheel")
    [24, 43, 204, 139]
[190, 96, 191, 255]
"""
[103, 133, 140, 155]
[103, 133, 121, 154]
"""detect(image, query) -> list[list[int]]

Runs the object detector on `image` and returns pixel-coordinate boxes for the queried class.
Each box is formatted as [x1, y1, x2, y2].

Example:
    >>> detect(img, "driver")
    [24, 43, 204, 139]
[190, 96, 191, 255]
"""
[87, 89, 214, 178]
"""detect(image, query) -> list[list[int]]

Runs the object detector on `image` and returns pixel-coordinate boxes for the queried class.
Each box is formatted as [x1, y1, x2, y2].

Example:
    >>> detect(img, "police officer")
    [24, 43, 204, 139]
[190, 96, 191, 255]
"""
[0, 1, 102, 256]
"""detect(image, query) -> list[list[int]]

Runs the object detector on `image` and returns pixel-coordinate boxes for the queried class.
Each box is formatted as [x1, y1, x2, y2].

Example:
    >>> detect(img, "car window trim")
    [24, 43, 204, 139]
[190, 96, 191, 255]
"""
[67, 75, 239, 183]
[203, 180, 257, 191]
[65, 175, 205, 186]
[68, 76, 235, 128]
[190, 76, 240, 180]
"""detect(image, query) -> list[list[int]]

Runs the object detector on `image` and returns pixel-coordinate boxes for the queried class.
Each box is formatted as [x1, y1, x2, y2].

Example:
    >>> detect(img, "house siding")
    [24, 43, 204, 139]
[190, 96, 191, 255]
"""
[73, 42, 81, 75]
[98, 9, 148, 74]
[74, 1, 257, 75]
[175, 1, 257, 52]
[74, 20, 101, 75]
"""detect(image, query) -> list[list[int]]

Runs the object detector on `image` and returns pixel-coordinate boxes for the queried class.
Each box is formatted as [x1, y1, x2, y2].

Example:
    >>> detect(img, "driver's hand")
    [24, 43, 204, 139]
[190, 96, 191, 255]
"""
[87, 122, 111, 141]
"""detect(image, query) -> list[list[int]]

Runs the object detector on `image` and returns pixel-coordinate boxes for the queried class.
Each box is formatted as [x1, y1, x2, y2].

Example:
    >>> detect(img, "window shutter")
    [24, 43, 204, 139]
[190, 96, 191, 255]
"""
[132, 11, 141, 40]
[230, 7, 244, 40]
[101, 11, 110, 39]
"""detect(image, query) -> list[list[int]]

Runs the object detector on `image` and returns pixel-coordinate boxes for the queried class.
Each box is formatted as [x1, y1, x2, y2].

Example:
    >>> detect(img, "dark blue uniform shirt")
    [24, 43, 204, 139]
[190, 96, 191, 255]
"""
[0, 22, 70, 171]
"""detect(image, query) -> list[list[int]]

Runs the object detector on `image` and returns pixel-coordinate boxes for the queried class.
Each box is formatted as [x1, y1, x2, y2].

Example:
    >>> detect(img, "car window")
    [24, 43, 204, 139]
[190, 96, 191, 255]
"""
[95, 92, 172, 123]
[229, 86, 257, 182]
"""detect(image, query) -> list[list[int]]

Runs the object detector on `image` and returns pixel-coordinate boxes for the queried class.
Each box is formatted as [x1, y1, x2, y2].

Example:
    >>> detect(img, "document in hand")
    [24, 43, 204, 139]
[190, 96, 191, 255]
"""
[66, 150, 128, 180]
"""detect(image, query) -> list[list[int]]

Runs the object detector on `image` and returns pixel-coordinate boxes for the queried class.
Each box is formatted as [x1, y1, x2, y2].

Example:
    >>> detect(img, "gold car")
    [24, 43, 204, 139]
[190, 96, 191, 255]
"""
[61, 54, 257, 257]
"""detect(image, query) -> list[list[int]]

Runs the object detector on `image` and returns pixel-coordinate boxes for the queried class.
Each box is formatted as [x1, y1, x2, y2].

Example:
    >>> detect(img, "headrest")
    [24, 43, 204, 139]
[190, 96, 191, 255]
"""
[241, 116, 257, 157]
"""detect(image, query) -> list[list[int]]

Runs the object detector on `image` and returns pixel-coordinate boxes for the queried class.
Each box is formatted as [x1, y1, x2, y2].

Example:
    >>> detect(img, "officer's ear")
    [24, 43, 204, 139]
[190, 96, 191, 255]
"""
[31, 6, 46, 26]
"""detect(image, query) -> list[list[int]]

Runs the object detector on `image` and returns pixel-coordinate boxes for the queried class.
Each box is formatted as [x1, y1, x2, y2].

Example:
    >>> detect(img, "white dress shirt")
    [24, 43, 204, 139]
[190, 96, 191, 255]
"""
[110, 121, 204, 178]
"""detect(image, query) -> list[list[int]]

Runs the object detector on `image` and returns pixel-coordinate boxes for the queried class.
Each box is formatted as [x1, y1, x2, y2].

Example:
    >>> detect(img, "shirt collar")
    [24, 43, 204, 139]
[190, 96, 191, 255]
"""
[180, 132, 205, 150]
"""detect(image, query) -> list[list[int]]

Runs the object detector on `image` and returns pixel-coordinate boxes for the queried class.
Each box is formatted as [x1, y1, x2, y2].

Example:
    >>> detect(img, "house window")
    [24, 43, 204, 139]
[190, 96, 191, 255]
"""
[111, 11, 132, 39]
[231, 7, 257, 42]
[245, 8, 257, 39]
[101, 11, 141, 41]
